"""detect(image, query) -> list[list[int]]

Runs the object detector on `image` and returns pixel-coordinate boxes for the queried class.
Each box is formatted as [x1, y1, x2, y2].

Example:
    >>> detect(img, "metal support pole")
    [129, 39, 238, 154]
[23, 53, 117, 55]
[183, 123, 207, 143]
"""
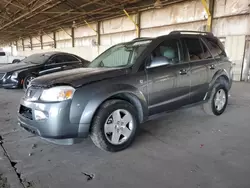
[53, 32, 56, 48]
[22, 38, 24, 51]
[30, 37, 33, 50]
[136, 12, 141, 38]
[71, 27, 75, 47]
[209, 0, 215, 30]
[40, 35, 43, 49]
[16, 41, 18, 51]
[201, 0, 213, 32]
[97, 21, 101, 46]
[123, 9, 140, 37]
[10, 42, 13, 56]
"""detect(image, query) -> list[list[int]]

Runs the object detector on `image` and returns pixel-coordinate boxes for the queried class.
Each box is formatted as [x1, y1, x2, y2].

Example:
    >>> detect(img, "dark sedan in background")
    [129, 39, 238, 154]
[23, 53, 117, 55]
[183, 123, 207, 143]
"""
[0, 51, 89, 89]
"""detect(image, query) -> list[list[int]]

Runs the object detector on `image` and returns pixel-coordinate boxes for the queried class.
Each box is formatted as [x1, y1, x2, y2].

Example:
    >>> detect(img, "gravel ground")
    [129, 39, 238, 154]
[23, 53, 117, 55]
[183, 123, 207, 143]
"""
[0, 82, 250, 188]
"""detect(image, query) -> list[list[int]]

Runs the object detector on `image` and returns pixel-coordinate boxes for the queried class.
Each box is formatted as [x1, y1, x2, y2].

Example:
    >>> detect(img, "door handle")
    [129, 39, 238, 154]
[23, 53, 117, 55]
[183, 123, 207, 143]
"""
[179, 69, 187, 75]
[209, 64, 215, 70]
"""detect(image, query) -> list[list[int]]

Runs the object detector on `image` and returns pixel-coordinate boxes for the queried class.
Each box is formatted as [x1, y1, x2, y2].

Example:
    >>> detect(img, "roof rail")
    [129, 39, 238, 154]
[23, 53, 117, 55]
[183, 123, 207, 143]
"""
[132, 37, 152, 41]
[169, 30, 214, 36]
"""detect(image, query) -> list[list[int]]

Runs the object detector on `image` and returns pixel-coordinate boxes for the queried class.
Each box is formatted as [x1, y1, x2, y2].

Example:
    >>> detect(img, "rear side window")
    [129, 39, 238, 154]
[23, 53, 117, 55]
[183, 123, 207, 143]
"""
[205, 37, 227, 59]
[63, 55, 80, 62]
[200, 40, 213, 59]
[184, 38, 210, 61]
[50, 55, 65, 64]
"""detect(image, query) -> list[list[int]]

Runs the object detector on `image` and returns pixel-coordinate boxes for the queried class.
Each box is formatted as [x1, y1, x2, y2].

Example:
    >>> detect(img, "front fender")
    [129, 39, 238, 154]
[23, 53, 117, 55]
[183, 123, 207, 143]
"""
[73, 84, 148, 135]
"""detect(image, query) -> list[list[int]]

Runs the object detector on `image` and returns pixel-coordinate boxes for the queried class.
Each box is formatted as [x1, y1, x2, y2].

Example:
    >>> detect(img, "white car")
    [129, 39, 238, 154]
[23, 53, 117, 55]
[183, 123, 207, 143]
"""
[0, 51, 25, 64]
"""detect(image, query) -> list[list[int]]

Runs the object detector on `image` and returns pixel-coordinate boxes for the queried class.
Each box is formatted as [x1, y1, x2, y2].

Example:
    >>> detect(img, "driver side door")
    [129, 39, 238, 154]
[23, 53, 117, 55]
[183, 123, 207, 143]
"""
[146, 38, 191, 115]
[39, 55, 64, 75]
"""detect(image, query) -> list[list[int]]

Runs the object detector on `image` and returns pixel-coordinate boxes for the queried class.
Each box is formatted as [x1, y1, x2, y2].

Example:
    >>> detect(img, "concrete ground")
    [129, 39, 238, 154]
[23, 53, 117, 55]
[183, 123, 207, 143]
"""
[0, 82, 250, 188]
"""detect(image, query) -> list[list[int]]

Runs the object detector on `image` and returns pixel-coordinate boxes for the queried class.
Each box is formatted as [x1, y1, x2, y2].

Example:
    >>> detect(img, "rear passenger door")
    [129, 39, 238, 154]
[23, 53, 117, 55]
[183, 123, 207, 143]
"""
[147, 38, 191, 115]
[182, 37, 214, 104]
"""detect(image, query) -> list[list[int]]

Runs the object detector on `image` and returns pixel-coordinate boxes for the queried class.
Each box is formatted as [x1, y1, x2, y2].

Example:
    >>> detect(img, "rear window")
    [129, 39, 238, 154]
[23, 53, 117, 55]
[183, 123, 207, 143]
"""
[205, 37, 227, 59]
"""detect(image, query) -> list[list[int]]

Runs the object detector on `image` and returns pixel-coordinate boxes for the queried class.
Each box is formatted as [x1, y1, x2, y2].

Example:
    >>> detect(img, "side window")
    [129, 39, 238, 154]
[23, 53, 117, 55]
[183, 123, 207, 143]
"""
[50, 55, 65, 64]
[0, 52, 6, 56]
[152, 39, 181, 65]
[63, 55, 79, 62]
[200, 40, 213, 59]
[184, 38, 205, 61]
[205, 37, 227, 59]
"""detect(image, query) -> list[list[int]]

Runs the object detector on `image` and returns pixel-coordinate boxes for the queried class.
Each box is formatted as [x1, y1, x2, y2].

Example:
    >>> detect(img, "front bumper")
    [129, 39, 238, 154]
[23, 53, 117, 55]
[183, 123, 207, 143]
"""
[17, 98, 89, 139]
[0, 74, 20, 89]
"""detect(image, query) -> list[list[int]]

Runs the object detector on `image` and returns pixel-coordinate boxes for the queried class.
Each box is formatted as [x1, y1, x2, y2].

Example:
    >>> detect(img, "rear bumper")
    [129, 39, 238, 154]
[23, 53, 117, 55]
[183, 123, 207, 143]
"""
[17, 98, 89, 139]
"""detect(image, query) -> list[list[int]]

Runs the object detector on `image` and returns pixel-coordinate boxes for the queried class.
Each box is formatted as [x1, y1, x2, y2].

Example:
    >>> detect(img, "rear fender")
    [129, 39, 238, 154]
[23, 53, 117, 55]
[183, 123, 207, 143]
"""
[205, 69, 230, 100]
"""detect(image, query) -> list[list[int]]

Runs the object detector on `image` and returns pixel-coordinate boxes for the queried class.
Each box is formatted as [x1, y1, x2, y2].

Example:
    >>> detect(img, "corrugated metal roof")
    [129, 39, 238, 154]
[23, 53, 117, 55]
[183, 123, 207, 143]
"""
[0, 0, 186, 43]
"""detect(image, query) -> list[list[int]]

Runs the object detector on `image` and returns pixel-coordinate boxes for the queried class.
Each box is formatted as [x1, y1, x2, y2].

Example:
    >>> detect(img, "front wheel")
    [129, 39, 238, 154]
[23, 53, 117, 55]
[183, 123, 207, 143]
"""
[23, 74, 36, 90]
[90, 100, 139, 152]
[203, 83, 228, 116]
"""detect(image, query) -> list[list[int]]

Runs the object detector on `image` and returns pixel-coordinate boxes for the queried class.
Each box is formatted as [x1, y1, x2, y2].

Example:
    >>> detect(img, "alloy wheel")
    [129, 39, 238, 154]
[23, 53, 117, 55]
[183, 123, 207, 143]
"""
[104, 109, 134, 145]
[26, 76, 35, 88]
[214, 89, 226, 111]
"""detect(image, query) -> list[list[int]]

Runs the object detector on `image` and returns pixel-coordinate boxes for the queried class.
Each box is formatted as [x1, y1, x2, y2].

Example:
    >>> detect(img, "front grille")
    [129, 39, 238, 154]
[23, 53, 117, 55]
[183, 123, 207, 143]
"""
[19, 105, 33, 120]
[0, 73, 5, 80]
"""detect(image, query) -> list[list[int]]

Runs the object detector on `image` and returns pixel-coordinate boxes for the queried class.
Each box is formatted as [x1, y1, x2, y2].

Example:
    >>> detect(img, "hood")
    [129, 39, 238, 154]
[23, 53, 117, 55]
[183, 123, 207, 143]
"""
[31, 68, 129, 88]
[0, 62, 36, 73]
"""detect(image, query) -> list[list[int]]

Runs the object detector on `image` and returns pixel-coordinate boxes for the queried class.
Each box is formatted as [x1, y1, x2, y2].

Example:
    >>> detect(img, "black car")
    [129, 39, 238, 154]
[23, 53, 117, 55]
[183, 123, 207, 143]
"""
[0, 52, 90, 89]
[18, 31, 233, 152]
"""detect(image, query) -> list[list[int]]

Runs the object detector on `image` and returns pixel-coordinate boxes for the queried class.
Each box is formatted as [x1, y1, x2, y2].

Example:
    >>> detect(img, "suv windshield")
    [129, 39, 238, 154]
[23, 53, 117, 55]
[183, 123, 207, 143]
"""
[22, 53, 50, 64]
[89, 40, 152, 68]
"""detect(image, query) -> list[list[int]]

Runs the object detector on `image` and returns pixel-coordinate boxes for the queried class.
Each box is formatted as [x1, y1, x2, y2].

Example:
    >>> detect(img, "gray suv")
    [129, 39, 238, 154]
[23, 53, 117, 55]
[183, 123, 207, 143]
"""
[17, 31, 233, 152]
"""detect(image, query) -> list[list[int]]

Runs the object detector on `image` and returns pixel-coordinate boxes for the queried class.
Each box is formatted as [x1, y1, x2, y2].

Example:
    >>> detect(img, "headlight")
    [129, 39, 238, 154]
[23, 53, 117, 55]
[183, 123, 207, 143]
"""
[40, 86, 75, 102]
[11, 72, 18, 79]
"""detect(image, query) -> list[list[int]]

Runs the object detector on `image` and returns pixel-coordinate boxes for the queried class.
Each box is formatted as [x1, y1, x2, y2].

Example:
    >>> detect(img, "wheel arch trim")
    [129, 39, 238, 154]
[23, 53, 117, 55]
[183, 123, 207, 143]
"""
[77, 84, 148, 135]
[204, 69, 231, 100]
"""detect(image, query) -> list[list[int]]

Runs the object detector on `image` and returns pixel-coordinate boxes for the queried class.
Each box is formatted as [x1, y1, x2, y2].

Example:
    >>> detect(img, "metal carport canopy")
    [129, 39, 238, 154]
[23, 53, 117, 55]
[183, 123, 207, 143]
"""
[0, 0, 195, 44]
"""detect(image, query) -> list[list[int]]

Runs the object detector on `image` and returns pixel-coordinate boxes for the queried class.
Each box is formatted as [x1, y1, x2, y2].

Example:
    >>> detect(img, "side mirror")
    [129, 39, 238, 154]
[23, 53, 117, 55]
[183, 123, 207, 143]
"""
[147, 57, 171, 68]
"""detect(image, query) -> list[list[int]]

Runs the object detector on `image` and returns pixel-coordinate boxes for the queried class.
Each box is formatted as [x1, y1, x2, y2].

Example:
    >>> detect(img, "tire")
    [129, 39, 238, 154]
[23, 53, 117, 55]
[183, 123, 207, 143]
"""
[23, 74, 36, 90]
[90, 99, 139, 152]
[203, 83, 228, 116]
[12, 59, 20, 64]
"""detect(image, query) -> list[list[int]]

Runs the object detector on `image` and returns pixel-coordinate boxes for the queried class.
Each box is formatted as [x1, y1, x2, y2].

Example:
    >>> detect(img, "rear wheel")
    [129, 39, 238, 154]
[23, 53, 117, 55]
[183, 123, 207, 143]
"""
[203, 83, 228, 116]
[90, 100, 139, 152]
[23, 74, 36, 90]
